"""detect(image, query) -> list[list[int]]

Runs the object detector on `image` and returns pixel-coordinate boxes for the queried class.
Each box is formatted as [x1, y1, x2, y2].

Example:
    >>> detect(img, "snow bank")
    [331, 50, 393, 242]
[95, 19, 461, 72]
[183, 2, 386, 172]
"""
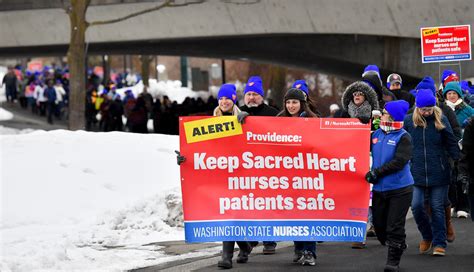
[115, 79, 213, 104]
[0, 130, 206, 271]
[0, 125, 36, 135]
[0, 108, 14, 121]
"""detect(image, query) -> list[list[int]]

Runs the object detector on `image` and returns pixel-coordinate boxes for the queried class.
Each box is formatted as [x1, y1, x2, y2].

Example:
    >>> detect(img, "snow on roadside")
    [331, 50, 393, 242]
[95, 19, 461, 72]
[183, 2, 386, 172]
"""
[115, 79, 213, 104]
[0, 107, 13, 121]
[0, 130, 214, 271]
[0, 125, 36, 135]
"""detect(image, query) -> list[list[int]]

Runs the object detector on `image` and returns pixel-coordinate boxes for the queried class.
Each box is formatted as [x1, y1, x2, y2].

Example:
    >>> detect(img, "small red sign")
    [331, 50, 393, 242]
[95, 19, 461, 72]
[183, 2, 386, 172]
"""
[420, 25, 471, 63]
[27, 60, 43, 72]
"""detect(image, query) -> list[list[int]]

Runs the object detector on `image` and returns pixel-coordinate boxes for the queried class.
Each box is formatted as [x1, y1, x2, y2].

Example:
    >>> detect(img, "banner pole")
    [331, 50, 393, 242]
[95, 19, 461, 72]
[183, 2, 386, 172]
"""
[459, 61, 462, 80]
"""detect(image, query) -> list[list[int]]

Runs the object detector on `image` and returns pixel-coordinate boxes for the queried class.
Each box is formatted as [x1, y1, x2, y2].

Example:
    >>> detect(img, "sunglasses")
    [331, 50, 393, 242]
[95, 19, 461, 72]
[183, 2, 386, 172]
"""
[353, 91, 365, 97]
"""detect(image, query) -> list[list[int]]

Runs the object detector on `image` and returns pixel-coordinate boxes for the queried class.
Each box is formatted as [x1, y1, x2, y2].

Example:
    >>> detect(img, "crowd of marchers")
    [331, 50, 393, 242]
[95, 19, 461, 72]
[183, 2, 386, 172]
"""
[175, 65, 474, 272]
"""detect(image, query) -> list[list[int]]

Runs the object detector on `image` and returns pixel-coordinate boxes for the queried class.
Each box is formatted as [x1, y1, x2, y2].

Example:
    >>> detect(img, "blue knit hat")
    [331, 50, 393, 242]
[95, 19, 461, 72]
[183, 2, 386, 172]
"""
[441, 69, 459, 86]
[217, 83, 237, 103]
[416, 89, 436, 108]
[292, 80, 309, 96]
[461, 81, 474, 95]
[442, 81, 463, 99]
[384, 100, 409, 121]
[244, 76, 264, 97]
[362, 65, 380, 78]
[415, 76, 436, 95]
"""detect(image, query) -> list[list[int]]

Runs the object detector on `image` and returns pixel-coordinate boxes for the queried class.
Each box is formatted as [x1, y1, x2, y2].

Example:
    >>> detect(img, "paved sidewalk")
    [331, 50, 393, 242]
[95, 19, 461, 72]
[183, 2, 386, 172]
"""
[0, 102, 68, 130]
[135, 218, 474, 272]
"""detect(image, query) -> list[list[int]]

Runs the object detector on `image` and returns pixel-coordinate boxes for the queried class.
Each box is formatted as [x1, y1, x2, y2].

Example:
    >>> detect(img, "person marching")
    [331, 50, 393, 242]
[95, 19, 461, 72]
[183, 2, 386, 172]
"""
[214, 84, 253, 269]
[175, 83, 252, 269]
[443, 81, 474, 129]
[386, 73, 415, 108]
[366, 100, 413, 272]
[238, 76, 279, 254]
[239, 76, 279, 119]
[291, 79, 321, 116]
[277, 87, 320, 266]
[340, 80, 380, 248]
[458, 117, 474, 220]
[414, 76, 461, 241]
[340, 81, 380, 124]
[403, 89, 460, 256]
[442, 81, 474, 219]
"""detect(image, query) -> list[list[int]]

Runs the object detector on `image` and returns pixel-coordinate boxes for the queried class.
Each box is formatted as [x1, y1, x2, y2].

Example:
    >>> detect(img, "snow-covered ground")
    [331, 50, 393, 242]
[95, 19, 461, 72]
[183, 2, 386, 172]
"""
[111, 79, 217, 104]
[0, 130, 219, 271]
[0, 125, 35, 135]
[0, 74, 227, 271]
[0, 108, 13, 121]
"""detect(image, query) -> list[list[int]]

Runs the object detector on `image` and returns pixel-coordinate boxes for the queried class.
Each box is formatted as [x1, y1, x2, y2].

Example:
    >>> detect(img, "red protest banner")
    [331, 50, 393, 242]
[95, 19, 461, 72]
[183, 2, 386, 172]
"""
[420, 25, 471, 63]
[179, 116, 371, 243]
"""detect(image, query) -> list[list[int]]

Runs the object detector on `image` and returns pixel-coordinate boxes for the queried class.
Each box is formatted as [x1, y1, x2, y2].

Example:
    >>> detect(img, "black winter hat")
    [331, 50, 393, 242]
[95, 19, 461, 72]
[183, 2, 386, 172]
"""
[284, 88, 306, 102]
[362, 71, 383, 93]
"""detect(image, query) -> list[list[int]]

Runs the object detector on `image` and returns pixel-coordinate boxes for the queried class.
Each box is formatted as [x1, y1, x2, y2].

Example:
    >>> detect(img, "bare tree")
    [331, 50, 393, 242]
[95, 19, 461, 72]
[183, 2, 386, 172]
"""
[64, 0, 259, 130]
[140, 55, 153, 88]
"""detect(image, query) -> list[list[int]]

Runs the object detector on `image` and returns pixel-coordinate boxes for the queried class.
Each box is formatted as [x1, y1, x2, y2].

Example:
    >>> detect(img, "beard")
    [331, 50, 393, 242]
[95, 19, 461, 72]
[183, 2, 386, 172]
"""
[246, 102, 259, 108]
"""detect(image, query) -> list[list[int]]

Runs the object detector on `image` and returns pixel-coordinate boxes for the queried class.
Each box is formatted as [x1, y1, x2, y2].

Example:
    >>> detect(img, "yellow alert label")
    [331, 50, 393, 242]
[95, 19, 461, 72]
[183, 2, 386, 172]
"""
[423, 28, 439, 36]
[183, 116, 243, 143]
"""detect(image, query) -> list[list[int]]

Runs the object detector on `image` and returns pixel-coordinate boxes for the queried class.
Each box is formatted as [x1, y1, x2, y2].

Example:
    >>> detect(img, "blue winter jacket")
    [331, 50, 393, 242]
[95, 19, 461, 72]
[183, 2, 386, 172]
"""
[371, 129, 414, 192]
[44, 86, 57, 103]
[403, 113, 460, 187]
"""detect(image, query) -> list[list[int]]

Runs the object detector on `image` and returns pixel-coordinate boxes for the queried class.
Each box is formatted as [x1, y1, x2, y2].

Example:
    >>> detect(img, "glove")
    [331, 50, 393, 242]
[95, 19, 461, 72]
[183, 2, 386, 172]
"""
[365, 170, 378, 184]
[175, 150, 185, 165]
[372, 118, 380, 129]
[462, 118, 470, 128]
[237, 111, 249, 124]
[458, 175, 470, 195]
[358, 116, 371, 124]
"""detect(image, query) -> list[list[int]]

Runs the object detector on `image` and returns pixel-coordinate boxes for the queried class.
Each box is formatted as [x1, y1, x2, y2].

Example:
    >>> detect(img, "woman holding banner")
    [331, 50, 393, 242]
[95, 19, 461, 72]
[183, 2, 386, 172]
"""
[277, 87, 319, 266]
[365, 100, 413, 272]
[213, 83, 254, 269]
[403, 89, 460, 257]
[175, 83, 252, 269]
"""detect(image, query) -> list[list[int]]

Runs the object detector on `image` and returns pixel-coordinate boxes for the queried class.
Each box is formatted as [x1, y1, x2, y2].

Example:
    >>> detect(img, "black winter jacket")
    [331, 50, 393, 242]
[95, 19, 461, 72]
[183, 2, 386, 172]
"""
[459, 117, 474, 194]
[392, 89, 416, 108]
[240, 103, 279, 117]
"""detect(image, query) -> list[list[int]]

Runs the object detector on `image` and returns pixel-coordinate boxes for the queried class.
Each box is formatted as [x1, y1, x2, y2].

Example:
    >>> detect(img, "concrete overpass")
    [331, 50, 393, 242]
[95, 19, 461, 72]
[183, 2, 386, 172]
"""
[0, 0, 473, 84]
